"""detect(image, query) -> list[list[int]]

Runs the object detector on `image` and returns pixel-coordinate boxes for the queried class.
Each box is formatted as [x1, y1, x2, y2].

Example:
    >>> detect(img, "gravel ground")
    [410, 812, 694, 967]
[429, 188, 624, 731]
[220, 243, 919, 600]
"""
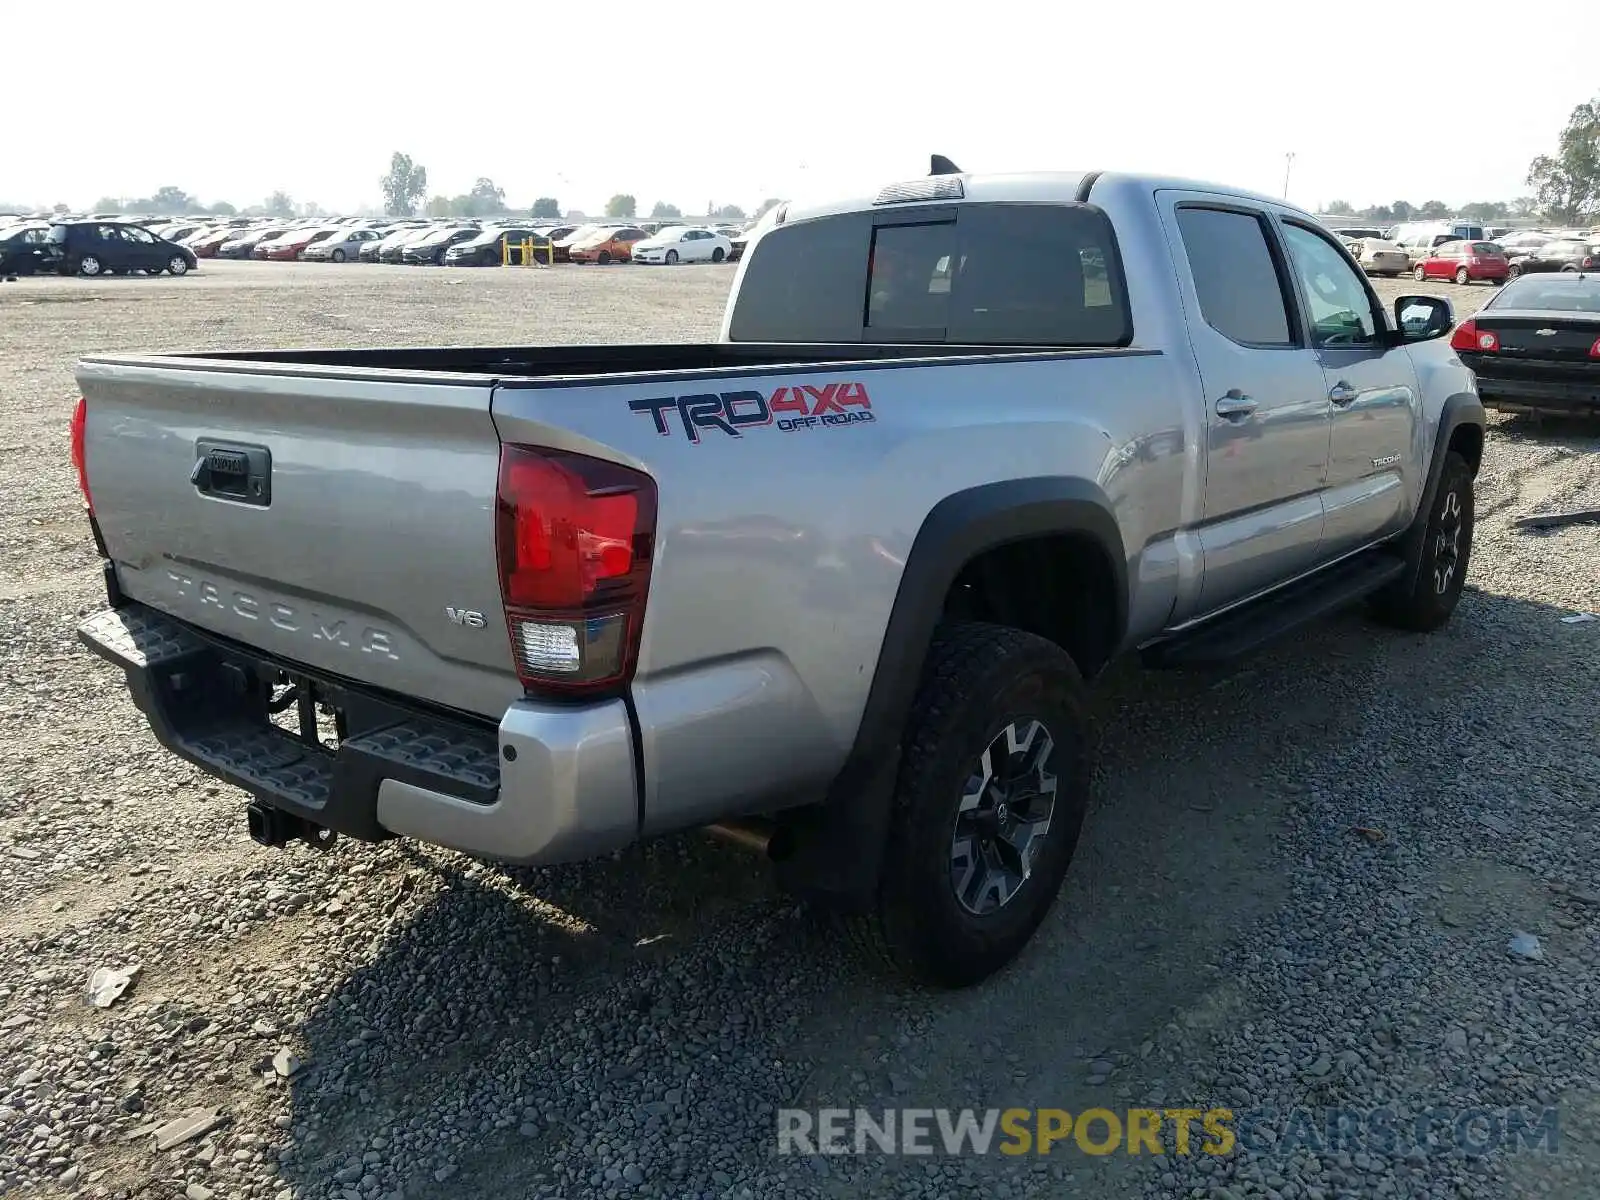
[1, 262, 1596, 1200]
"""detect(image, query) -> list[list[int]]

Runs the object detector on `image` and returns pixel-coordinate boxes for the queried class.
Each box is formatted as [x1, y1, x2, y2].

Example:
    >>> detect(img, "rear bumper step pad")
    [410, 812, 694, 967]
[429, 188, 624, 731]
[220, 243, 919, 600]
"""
[78, 604, 500, 841]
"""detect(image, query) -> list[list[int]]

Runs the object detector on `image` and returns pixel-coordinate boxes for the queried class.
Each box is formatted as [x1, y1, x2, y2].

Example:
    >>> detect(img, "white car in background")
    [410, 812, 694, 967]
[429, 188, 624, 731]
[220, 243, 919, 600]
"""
[1342, 236, 1410, 277]
[630, 225, 733, 265]
[302, 228, 383, 263]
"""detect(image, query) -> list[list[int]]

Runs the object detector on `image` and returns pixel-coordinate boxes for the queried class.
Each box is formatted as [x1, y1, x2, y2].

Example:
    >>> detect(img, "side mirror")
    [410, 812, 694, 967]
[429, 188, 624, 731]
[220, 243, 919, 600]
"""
[1394, 295, 1454, 342]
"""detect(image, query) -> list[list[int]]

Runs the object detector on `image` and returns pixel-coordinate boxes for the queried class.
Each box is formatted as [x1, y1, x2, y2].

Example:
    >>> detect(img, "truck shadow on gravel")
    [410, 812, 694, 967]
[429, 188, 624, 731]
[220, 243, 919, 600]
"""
[274, 583, 1596, 1200]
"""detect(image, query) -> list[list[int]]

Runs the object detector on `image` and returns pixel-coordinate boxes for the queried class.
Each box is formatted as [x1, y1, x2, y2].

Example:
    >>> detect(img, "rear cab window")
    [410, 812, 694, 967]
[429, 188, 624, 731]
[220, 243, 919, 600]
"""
[728, 202, 1131, 346]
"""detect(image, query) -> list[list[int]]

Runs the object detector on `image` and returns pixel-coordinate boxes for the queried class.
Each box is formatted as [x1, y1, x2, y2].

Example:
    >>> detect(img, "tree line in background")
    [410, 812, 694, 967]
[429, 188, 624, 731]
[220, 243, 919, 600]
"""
[376, 152, 775, 225]
[1325, 96, 1599, 226]
[41, 100, 1596, 228]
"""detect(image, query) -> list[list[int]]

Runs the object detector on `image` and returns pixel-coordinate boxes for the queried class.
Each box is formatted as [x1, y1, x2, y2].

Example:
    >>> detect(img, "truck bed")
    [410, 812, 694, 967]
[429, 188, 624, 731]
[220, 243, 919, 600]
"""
[107, 340, 1097, 382]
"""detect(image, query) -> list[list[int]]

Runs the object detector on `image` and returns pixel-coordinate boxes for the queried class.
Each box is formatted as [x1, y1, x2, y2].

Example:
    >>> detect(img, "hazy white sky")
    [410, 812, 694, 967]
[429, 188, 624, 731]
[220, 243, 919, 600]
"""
[4, 0, 1594, 215]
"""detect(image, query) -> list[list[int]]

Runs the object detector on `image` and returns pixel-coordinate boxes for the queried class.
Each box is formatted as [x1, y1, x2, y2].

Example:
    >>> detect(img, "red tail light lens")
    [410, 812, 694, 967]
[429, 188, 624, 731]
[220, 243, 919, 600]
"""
[495, 445, 657, 694]
[1584, 258, 1594, 269]
[69, 396, 92, 512]
[1450, 319, 1498, 353]
[1590, 336, 1600, 359]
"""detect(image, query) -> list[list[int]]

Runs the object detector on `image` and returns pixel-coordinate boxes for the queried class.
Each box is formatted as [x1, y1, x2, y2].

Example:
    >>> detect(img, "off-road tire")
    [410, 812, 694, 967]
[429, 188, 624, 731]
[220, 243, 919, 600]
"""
[1369, 450, 1474, 632]
[846, 621, 1092, 988]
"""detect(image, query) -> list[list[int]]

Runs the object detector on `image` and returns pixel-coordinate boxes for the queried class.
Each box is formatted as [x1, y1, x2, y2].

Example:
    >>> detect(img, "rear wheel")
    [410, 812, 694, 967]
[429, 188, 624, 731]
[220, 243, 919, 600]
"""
[1454, 267, 1470, 285]
[598, 250, 612, 265]
[1413, 265, 1427, 282]
[846, 622, 1092, 988]
[78, 255, 102, 277]
[712, 247, 726, 263]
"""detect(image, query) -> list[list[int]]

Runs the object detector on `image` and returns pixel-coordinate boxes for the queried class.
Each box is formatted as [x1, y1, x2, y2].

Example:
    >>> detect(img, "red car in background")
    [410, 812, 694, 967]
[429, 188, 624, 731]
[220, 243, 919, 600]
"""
[1412, 240, 1509, 285]
[256, 228, 337, 261]
[187, 228, 236, 258]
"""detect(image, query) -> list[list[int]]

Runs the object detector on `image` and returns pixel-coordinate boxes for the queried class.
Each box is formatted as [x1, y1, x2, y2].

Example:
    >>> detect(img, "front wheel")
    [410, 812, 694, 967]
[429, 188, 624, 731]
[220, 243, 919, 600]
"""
[168, 256, 189, 276]
[1369, 450, 1475, 633]
[846, 622, 1091, 988]
[665, 249, 679, 265]
[331, 249, 346, 263]
[1454, 267, 1470, 285]
[1508, 262, 1523, 279]
[1413, 265, 1428, 282]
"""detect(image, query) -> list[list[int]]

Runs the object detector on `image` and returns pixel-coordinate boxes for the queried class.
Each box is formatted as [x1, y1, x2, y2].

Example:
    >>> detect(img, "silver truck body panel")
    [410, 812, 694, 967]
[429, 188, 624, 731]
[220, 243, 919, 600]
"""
[492, 346, 1196, 831]
[375, 698, 638, 863]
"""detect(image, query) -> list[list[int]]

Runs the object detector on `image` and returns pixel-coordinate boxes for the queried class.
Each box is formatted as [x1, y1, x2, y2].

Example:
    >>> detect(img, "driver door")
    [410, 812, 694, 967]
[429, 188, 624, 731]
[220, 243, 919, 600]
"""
[1278, 218, 1422, 560]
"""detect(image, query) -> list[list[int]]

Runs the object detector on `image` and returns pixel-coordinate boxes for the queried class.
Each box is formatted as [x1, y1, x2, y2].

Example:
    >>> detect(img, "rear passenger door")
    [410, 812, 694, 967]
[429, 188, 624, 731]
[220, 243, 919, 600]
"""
[1160, 197, 1332, 616]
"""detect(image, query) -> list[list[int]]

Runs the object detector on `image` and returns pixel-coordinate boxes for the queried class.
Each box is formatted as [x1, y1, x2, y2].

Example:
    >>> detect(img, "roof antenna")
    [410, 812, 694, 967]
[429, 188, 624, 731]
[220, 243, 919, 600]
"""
[930, 154, 962, 176]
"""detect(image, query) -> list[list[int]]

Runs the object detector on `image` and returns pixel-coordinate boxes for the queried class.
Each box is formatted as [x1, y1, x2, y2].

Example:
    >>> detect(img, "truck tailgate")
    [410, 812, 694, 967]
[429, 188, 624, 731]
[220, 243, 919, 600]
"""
[78, 358, 521, 719]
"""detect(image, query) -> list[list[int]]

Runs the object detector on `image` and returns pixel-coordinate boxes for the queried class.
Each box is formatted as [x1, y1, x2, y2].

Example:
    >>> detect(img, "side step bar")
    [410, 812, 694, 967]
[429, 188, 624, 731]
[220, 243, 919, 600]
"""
[1141, 551, 1405, 669]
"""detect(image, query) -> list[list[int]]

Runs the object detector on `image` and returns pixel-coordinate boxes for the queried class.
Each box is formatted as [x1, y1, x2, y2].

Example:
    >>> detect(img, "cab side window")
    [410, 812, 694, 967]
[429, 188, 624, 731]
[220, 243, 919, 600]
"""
[1175, 207, 1295, 347]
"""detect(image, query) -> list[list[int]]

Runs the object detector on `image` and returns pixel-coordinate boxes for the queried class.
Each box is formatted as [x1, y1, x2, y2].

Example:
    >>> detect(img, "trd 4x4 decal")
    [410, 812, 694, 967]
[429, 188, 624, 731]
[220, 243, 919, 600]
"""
[628, 382, 874, 443]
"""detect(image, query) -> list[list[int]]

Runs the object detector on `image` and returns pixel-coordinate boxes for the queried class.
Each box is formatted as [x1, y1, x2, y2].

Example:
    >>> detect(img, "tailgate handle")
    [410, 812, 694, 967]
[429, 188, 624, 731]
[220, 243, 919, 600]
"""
[192, 440, 272, 507]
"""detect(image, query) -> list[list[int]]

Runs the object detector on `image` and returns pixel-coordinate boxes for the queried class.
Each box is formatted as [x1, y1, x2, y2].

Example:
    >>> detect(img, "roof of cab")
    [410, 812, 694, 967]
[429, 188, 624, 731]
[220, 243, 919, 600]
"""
[777, 165, 1314, 227]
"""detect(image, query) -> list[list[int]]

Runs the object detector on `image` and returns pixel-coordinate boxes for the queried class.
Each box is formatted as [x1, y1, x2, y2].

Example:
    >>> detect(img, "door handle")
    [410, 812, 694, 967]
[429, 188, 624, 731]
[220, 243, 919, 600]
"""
[1215, 392, 1258, 420]
[1329, 381, 1359, 406]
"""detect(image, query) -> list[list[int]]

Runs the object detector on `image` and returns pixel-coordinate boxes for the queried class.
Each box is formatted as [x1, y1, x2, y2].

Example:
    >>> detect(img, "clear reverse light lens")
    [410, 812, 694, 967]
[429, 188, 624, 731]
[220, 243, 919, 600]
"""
[515, 622, 581, 674]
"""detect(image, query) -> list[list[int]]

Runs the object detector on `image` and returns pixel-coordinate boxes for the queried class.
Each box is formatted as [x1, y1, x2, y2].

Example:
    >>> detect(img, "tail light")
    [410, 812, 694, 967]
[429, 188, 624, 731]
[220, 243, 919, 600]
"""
[1450, 318, 1498, 353]
[495, 445, 657, 695]
[1467, 256, 1481, 266]
[1590, 336, 1600, 359]
[1584, 258, 1594, 269]
[69, 396, 92, 513]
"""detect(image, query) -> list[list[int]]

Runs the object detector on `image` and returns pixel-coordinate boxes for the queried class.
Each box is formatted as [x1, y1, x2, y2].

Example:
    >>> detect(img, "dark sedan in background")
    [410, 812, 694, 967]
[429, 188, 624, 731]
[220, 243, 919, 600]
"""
[1506, 238, 1600, 278]
[215, 228, 284, 259]
[1452, 274, 1600, 416]
[400, 225, 480, 264]
[443, 226, 546, 266]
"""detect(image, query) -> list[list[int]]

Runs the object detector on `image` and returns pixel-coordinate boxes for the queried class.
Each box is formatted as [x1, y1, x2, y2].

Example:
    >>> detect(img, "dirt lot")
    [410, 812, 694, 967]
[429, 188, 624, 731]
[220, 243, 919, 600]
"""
[2, 261, 1598, 1200]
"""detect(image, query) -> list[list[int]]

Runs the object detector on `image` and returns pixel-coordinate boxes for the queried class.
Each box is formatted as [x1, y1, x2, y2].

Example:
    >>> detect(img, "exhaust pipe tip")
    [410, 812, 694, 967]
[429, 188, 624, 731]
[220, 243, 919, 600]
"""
[705, 818, 792, 860]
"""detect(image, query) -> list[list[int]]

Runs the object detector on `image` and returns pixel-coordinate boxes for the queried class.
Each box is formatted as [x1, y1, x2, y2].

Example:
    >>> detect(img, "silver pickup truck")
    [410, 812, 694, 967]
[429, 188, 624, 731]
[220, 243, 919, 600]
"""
[72, 161, 1485, 988]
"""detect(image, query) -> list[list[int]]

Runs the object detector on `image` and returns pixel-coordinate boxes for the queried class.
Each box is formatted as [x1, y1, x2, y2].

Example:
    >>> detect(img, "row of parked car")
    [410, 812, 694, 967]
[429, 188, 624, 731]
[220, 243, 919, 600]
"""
[1329, 218, 1600, 288]
[0, 212, 766, 278]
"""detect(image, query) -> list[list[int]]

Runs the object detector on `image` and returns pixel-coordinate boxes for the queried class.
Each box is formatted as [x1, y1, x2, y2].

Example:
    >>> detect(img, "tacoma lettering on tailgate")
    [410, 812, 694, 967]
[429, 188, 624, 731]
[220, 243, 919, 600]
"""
[628, 382, 874, 444]
[164, 569, 400, 660]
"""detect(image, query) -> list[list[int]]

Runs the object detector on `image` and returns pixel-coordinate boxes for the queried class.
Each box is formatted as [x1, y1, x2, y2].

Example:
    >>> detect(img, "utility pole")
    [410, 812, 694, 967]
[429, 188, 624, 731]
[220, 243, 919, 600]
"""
[1283, 152, 1296, 200]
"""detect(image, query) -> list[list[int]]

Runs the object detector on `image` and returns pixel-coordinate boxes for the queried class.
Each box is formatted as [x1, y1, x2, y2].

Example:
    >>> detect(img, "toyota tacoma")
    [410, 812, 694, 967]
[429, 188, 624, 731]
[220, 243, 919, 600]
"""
[71, 160, 1485, 987]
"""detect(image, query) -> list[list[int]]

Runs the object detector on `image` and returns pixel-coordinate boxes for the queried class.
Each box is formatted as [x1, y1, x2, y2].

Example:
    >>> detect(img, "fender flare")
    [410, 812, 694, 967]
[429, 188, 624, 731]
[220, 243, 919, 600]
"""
[1397, 392, 1485, 589]
[780, 478, 1127, 907]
